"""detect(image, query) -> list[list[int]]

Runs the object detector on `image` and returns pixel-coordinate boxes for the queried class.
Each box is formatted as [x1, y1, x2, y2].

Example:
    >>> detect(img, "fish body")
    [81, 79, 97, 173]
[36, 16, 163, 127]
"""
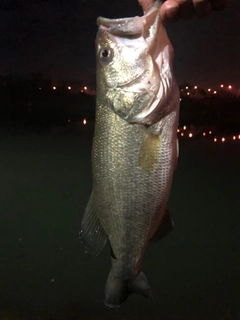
[80, 1, 180, 307]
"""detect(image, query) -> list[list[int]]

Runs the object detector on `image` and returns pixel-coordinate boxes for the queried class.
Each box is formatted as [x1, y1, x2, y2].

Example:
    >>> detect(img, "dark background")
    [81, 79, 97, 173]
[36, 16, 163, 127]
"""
[0, 0, 240, 89]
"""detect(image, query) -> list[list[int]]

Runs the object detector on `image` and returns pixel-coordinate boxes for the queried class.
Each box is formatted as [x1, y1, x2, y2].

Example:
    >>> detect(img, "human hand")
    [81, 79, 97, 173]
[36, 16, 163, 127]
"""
[138, 0, 230, 23]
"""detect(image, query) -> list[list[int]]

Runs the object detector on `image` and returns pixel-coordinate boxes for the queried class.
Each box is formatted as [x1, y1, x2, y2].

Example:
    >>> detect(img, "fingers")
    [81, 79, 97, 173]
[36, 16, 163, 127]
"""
[139, 0, 230, 24]
[160, 0, 230, 23]
[160, 0, 193, 23]
[160, 1, 180, 23]
[174, 0, 193, 19]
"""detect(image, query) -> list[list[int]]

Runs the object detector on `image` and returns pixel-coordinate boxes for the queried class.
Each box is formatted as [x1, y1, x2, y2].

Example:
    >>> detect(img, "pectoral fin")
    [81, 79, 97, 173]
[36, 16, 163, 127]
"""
[80, 192, 107, 256]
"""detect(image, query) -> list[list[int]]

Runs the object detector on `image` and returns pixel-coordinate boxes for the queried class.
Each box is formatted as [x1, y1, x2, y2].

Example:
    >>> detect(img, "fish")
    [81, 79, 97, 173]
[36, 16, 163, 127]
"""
[80, 0, 180, 308]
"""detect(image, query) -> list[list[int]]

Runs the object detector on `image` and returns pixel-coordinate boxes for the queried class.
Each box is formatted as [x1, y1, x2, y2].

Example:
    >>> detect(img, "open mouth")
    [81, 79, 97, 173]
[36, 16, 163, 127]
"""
[97, 16, 143, 37]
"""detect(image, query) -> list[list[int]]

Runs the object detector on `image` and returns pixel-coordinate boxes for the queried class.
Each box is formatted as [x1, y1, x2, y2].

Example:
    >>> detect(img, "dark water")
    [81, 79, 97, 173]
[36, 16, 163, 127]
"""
[0, 129, 239, 320]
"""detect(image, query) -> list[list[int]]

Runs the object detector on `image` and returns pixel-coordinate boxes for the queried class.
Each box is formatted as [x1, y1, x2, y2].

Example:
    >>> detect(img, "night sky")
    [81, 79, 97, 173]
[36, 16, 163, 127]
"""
[0, 0, 239, 89]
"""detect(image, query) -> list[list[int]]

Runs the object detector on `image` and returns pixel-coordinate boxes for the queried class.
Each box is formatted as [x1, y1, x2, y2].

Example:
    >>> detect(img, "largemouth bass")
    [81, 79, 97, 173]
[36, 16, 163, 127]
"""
[80, 1, 180, 307]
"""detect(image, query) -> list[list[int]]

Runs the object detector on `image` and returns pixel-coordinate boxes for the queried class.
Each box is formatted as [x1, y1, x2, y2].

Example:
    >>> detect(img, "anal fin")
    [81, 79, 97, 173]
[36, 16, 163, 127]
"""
[150, 208, 174, 243]
[80, 192, 107, 256]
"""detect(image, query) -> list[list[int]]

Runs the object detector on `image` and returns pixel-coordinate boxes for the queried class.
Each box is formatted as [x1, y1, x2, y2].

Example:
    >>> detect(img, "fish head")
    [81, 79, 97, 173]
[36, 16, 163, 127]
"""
[96, 2, 178, 125]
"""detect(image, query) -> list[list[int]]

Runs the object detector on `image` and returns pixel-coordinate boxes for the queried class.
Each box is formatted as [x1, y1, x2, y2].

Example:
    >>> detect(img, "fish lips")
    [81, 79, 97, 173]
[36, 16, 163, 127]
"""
[97, 16, 143, 38]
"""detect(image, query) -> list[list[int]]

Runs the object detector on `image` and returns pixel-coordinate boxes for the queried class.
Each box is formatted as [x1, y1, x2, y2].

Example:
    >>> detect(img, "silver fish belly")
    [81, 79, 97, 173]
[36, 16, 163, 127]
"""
[80, 1, 180, 307]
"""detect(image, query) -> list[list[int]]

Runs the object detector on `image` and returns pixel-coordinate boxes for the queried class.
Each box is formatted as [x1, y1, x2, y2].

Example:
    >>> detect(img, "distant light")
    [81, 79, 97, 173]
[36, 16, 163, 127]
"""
[83, 118, 87, 125]
[180, 98, 182, 101]
[189, 133, 193, 138]
[214, 137, 217, 142]
[186, 86, 188, 89]
[208, 88, 211, 92]
[80, 90, 83, 93]
[213, 91, 217, 94]
[183, 125, 187, 130]
[220, 84, 224, 88]
[228, 85, 232, 89]
[50, 279, 55, 282]
[209, 131, 212, 134]
[39, 87, 41, 90]
[233, 136, 236, 140]
[67, 119, 71, 123]
[181, 132, 184, 137]
[181, 89, 183, 92]
[194, 86, 197, 89]
[222, 137, 225, 142]
[177, 129, 180, 133]
[84, 86, 87, 90]
[238, 135, 240, 140]
[53, 86, 56, 90]
[203, 132, 206, 136]
[187, 92, 190, 96]
[68, 86, 71, 90]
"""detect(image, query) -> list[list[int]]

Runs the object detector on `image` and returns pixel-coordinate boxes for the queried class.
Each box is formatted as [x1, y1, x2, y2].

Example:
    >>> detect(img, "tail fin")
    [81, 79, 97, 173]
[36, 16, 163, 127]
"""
[104, 270, 152, 308]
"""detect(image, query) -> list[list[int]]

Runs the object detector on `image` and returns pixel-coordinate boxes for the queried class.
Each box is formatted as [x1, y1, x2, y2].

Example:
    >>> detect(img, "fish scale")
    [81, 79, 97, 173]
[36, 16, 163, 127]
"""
[93, 102, 177, 283]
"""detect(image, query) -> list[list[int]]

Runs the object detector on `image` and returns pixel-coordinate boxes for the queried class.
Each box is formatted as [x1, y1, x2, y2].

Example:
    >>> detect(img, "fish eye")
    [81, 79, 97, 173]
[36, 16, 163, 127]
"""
[99, 47, 112, 62]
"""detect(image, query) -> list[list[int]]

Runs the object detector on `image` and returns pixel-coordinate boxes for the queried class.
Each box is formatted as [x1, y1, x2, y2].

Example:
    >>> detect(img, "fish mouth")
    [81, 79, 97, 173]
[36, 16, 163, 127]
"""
[98, 25, 141, 44]
[97, 16, 143, 38]
[97, 1, 161, 37]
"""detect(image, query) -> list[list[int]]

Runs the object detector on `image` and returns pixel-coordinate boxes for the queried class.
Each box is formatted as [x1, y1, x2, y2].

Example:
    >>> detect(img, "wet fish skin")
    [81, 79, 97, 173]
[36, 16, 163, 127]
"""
[80, 1, 180, 307]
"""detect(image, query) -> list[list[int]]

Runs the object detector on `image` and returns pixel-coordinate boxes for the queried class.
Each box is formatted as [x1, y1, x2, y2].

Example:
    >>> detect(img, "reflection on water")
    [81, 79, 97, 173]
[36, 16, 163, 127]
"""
[0, 131, 239, 319]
